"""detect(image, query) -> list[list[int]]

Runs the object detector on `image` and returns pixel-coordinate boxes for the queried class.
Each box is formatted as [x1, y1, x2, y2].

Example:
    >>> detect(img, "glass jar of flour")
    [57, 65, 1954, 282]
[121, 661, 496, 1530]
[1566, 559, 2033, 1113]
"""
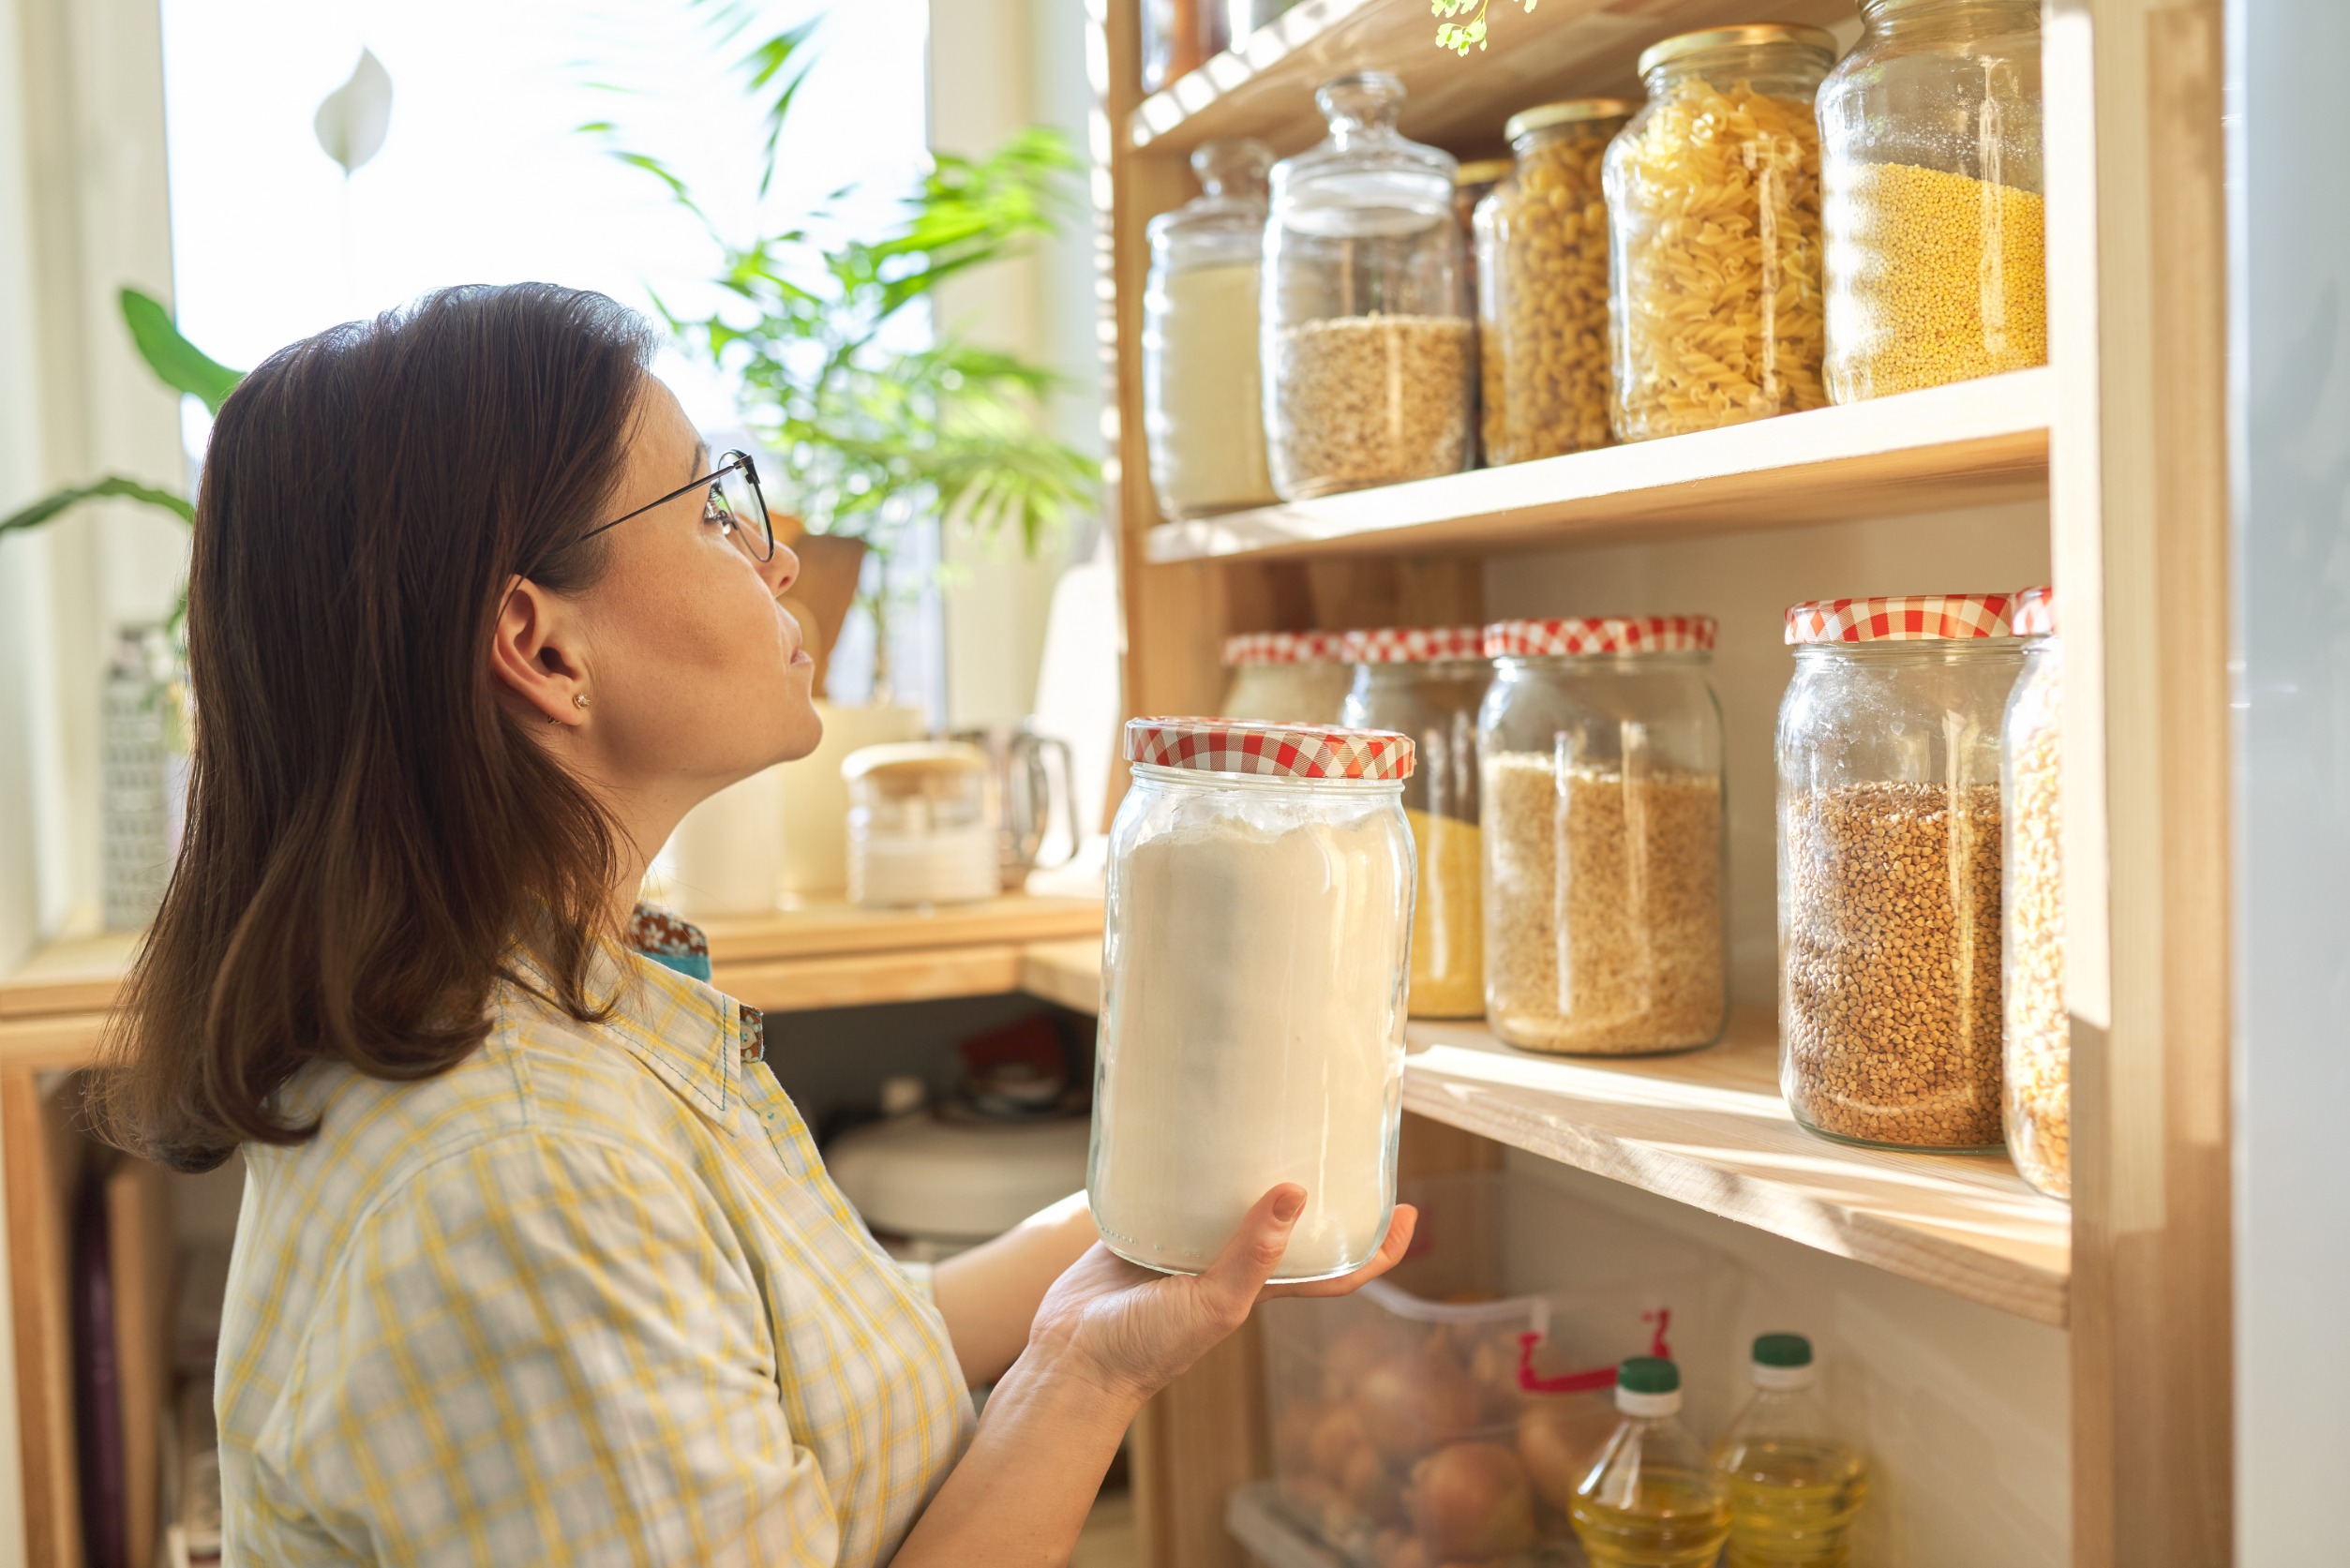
[1091, 717, 1415, 1279]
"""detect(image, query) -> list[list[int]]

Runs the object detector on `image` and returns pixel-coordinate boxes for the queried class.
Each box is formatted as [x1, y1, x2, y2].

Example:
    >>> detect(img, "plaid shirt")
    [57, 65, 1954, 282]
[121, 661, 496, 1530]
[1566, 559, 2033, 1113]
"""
[216, 934, 974, 1566]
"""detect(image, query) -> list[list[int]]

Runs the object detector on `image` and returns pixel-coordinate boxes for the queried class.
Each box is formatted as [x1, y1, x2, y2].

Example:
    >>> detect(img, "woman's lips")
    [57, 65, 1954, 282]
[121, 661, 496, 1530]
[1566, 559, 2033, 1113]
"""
[790, 647, 814, 668]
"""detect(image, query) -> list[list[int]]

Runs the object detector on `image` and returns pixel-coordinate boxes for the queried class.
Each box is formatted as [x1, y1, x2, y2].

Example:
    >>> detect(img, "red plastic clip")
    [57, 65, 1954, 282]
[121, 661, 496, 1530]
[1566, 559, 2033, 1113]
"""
[1514, 1307, 1676, 1396]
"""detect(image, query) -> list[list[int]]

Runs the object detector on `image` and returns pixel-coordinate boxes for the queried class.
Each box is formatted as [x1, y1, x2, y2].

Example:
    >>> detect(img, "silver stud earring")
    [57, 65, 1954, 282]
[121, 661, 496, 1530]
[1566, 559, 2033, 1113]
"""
[573, 693, 591, 709]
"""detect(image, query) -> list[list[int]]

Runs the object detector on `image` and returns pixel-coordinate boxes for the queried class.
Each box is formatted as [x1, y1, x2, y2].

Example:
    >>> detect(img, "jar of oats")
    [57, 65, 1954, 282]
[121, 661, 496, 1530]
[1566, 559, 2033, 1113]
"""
[1605, 25, 1835, 442]
[1477, 617, 1728, 1055]
[1220, 631, 1354, 726]
[1265, 72, 1475, 499]
[1777, 593, 2027, 1150]
[1341, 626, 1492, 1018]
[1819, 0, 2045, 402]
[1479, 99, 1633, 466]
[2002, 587, 2066, 1197]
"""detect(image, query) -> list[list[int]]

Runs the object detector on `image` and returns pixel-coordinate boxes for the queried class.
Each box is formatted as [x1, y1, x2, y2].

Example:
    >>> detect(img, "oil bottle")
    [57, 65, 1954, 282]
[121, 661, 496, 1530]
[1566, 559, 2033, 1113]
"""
[1567, 1356, 1731, 1568]
[1711, 1333, 1869, 1566]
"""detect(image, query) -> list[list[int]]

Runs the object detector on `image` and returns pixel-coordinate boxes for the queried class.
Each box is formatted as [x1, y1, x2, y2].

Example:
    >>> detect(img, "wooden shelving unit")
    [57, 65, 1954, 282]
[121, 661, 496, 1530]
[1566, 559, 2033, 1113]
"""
[1092, 0, 2233, 1563]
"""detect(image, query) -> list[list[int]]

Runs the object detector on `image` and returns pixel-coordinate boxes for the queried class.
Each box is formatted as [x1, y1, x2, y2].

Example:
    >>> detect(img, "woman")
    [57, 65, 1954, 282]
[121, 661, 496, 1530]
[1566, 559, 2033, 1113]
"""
[100, 284, 1414, 1565]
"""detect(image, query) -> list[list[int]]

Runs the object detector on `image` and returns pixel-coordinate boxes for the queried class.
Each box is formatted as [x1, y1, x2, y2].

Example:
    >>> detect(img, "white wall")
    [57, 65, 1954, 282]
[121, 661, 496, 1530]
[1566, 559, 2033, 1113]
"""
[2229, 0, 2350, 1560]
[928, 0, 1106, 732]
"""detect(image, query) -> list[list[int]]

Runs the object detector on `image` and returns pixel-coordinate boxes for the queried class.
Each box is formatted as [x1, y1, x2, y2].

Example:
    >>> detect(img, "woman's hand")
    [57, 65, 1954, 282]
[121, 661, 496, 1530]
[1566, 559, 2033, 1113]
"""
[1025, 1185, 1417, 1407]
[893, 1187, 1415, 1566]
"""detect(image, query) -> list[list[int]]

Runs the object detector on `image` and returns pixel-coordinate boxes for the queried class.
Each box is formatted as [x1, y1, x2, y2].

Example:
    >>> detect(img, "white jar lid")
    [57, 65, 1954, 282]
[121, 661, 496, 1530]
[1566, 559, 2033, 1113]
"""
[1125, 716, 1414, 782]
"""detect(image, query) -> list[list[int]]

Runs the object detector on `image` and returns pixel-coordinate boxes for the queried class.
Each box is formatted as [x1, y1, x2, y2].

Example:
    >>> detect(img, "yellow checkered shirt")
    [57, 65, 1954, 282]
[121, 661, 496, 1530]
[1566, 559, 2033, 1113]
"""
[216, 948, 975, 1565]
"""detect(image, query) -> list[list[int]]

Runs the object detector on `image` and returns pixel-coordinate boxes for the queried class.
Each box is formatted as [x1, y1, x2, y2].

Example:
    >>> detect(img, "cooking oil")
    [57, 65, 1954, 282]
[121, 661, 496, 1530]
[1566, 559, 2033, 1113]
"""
[1568, 1357, 1732, 1568]
[1713, 1335, 1869, 1567]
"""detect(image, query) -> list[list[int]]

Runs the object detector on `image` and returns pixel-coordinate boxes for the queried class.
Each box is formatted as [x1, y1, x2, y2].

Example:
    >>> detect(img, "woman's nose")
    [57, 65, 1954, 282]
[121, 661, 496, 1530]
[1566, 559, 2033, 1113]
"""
[761, 537, 801, 600]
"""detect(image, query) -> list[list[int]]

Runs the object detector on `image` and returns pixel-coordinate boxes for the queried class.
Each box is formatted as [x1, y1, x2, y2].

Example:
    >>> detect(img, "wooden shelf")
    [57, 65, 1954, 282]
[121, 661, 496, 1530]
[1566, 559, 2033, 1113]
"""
[0, 894, 1108, 1072]
[1403, 1010, 2069, 1326]
[1000, 945, 2067, 1325]
[1131, 0, 1855, 160]
[1146, 368, 2052, 564]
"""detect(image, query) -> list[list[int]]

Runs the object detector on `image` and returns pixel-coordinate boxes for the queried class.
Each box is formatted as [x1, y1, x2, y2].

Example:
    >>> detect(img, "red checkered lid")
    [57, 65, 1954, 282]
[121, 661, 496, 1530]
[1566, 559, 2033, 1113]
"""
[2012, 586, 2056, 637]
[1341, 625, 1488, 664]
[1785, 593, 2020, 644]
[1484, 617, 1717, 657]
[1124, 717, 1414, 781]
[1222, 630, 1346, 667]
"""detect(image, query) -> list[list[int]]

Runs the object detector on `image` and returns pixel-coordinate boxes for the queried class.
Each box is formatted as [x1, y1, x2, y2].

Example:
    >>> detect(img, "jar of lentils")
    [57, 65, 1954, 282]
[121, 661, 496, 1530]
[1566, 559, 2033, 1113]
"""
[1605, 25, 1835, 441]
[1478, 617, 1728, 1054]
[1777, 593, 2026, 1149]
[1341, 626, 1491, 1018]
[1220, 631, 1353, 726]
[2002, 587, 2066, 1197]
[1477, 99, 1633, 465]
[1818, 0, 2045, 402]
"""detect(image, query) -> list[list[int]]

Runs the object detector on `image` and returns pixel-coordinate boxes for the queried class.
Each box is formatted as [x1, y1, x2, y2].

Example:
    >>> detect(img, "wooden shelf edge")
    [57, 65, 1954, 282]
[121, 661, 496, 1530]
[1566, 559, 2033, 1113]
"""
[1146, 369, 2054, 565]
[1402, 1018, 2071, 1327]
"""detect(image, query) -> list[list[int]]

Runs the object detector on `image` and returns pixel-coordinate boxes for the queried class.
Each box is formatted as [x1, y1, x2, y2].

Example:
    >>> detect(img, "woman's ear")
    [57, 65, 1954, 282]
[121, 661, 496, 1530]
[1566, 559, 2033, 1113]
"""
[490, 575, 591, 727]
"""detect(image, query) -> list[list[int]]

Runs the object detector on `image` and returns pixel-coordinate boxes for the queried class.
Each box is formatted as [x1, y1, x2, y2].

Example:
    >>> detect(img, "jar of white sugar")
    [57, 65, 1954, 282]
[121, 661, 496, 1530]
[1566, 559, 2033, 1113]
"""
[1090, 717, 1415, 1280]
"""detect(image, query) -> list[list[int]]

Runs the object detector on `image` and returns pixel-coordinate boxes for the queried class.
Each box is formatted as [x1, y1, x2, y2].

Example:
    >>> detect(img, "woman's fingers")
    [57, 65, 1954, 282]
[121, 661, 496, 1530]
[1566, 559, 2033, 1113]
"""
[1260, 1203, 1419, 1301]
[1190, 1184, 1308, 1325]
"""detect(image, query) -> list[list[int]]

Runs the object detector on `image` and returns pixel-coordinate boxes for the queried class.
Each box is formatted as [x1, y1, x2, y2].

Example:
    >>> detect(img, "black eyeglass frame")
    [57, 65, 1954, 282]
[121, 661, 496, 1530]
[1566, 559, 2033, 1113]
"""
[571, 449, 775, 562]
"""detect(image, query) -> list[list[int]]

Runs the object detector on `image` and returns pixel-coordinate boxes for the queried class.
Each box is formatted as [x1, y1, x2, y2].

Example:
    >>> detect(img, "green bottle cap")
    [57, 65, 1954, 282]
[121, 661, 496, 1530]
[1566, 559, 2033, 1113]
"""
[1752, 1333, 1814, 1368]
[1616, 1355, 1680, 1394]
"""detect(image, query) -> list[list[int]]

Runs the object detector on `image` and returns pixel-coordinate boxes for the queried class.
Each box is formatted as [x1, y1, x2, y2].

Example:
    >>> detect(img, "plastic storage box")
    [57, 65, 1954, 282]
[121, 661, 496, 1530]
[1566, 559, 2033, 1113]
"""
[1259, 1171, 1740, 1568]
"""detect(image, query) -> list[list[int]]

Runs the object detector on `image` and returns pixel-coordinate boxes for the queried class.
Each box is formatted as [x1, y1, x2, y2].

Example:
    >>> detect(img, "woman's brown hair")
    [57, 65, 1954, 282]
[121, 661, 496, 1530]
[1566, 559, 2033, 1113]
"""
[96, 283, 654, 1172]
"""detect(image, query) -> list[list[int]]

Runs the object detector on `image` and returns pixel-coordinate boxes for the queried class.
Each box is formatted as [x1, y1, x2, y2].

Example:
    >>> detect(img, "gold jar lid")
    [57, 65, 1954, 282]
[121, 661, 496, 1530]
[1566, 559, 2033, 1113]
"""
[1455, 157, 1514, 187]
[1636, 23, 1838, 81]
[1503, 98, 1636, 146]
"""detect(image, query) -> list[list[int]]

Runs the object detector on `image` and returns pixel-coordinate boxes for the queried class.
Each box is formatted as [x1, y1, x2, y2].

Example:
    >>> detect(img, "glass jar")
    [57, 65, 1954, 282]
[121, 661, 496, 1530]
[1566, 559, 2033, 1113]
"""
[1477, 618, 1728, 1054]
[1145, 140, 1280, 520]
[1819, 0, 2045, 402]
[1092, 717, 1415, 1279]
[1265, 72, 1474, 499]
[1455, 157, 1511, 322]
[2002, 586, 2066, 1197]
[1220, 630, 1353, 725]
[1479, 99, 1632, 466]
[1776, 593, 2026, 1150]
[1605, 26, 1835, 442]
[842, 741, 999, 908]
[1341, 627, 1490, 1018]
[1141, 0, 1227, 94]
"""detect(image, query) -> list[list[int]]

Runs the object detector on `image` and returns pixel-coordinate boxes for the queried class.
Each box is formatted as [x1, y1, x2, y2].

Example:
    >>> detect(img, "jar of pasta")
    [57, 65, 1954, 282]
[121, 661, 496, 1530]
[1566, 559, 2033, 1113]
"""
[1220, 631, 1353, 726]
[1478, 99, 1632, 466]
[1819, 0, 2044, 402]
[1093, 718, 1414, 1279]
[1341, 626, 1490, 1018]
[1145, 139, 1280, 520]
[2002, 587, 2066, 1196]
[1605, 25, 1835, 441]
[1265, 72, 1474, 498]
[1477, 618, 1728, 1054]
[1777, 594, 2025, 1150]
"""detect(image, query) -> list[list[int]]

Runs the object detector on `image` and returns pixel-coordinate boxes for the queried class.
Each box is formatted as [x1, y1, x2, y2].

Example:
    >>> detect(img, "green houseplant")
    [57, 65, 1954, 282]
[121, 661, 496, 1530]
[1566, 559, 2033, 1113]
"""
[590, 18, 1099, 702]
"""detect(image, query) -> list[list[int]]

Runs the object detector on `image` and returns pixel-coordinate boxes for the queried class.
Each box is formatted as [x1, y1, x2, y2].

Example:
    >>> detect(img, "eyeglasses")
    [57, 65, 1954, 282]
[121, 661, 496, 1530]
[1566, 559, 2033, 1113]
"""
[573, 449, 775, 564]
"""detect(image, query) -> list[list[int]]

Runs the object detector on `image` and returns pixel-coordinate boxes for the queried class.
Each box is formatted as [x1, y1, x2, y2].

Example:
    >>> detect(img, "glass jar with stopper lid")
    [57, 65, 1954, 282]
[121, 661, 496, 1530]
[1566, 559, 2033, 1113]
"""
[1264, 71, 1474, 500]
[1145, 139, 1280, 520]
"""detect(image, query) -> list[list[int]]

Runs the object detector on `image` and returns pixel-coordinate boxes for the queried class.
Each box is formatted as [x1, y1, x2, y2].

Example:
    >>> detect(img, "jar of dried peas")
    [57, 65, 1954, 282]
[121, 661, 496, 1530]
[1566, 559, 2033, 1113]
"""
[1777, 594, 2026, 1150]
[1341, 627, 1491, 1018]
[2002, 587, 2066, 1197]
[1819, 0, 2045, 402]
[1604, 25, 1835, 442]
[1477, 618, 1728, 1054]
[1477, 99, 1633, 466]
